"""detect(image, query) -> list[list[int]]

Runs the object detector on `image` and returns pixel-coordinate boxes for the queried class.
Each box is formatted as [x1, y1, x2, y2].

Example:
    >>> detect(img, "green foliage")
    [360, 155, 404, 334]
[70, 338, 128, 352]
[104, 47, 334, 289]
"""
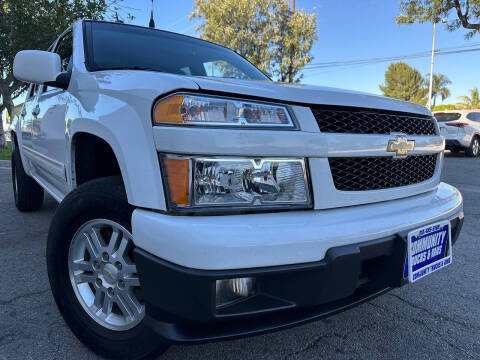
[432, 104, 458, 111]
[190, 0, 318, 83]
[0, 140, 11, 160]
[379, 62, 428, 104]
[397, 0, 480, 39]
[0, 0, 128, 148]
[425, 73, 452, 107]
[458, 87, 480, 108]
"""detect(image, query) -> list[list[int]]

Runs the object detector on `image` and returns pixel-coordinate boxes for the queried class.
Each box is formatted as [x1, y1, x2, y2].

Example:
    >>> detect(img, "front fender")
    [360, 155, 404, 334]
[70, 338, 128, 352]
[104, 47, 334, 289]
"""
[68, 110, 166, 211]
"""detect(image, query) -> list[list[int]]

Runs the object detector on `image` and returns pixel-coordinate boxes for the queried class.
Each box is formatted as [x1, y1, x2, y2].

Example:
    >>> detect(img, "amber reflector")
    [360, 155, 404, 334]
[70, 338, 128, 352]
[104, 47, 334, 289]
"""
[154, 95, 184, 124]
[163, 158, 190, 206]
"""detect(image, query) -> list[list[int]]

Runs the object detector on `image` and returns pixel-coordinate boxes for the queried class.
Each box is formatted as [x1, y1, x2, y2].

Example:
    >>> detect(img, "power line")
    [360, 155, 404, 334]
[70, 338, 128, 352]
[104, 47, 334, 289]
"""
[304, 43, 480, 72]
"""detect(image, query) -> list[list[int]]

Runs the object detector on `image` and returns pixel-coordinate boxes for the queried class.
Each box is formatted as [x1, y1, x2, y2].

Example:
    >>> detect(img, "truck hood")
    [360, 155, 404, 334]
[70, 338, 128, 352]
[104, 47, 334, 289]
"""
[76, 70, 430, 117]
[187, 76, 431, 116]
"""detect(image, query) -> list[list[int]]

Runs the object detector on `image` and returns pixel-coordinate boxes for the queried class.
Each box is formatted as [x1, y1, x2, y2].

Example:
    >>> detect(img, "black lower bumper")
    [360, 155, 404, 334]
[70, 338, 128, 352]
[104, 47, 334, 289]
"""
[445, 139, 467, 151]
[133, 216, 463, 344]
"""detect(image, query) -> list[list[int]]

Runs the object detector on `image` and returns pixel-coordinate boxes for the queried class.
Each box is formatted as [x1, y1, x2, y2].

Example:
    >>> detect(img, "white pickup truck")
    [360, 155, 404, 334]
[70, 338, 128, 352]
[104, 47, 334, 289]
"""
[11, 20, 464, 359]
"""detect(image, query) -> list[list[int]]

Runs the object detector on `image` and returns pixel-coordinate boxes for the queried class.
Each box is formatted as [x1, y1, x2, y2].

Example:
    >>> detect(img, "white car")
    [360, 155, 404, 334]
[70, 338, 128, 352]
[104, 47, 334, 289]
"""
[10, 21, 463, 359]
[435, 110, 480, 157]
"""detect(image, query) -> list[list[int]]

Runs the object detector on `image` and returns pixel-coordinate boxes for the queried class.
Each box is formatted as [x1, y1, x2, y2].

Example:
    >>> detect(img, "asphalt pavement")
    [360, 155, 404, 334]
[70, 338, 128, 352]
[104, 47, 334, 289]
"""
[0, 153, 479, 360]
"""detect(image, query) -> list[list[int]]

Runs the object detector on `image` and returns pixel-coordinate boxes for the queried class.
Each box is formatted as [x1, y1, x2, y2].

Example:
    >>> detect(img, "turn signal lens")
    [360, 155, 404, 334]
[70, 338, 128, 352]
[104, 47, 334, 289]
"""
[153, 94, 294, 128]
[162, 157, 190, 206]
[154, 95, 184, 124]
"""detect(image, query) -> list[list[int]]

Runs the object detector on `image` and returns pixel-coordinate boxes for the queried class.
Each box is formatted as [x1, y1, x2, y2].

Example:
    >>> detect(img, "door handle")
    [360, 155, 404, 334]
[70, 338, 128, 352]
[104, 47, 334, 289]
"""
[32, 105, 40, 116]
[21, 108, 26, 117]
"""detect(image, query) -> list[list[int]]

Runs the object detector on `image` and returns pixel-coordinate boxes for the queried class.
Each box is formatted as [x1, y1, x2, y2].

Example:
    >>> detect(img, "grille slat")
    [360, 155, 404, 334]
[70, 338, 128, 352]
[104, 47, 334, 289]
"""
[329, 155, 437, 191]
[311, 108, 437, 135]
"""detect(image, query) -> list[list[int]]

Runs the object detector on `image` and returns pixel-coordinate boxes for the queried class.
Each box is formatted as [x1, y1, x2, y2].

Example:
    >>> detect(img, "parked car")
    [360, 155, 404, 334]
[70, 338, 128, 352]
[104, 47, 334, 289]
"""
[435, 109, 480, 157]
[10, 20, 463, 360]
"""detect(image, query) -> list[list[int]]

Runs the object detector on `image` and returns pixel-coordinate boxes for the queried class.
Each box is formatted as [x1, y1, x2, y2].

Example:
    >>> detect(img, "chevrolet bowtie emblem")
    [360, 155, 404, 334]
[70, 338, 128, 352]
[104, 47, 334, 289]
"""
[387, 135, 415, 157]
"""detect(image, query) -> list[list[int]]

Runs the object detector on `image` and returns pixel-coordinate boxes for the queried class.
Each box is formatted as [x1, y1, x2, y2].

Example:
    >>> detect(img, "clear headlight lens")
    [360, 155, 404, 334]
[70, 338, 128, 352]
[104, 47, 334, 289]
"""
[161, 156, 311, 210]
[154, 94, 294, 128]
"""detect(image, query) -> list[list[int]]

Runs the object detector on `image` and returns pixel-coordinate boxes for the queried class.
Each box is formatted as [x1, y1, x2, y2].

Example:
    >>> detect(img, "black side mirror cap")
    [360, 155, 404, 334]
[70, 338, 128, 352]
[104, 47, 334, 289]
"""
[44, 71, 71, 90]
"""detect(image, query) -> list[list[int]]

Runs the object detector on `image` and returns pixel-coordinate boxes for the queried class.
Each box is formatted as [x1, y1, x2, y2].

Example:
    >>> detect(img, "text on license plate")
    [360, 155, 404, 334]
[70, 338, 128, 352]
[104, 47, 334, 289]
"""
[404, 220, 452, 283]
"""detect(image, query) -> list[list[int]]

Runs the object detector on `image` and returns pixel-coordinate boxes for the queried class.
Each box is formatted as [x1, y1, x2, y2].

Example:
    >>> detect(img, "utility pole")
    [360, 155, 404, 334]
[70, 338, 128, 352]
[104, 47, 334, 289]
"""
[427, 22, 436, 110]
[427, 18, 446, 110]
[149, 0, 155, 28]
[292, 0, 295, 11]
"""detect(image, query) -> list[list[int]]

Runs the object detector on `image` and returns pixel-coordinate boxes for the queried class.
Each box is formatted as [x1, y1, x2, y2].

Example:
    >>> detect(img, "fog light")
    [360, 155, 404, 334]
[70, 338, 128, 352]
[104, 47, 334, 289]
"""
[216, 277, 256, 308]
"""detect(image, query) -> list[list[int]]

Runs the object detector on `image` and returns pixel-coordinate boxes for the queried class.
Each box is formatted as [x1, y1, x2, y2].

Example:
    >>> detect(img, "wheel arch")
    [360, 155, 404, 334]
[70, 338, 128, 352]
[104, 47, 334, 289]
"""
[71, 132, 123, 187]
[68, 118, 166, 210]
[70, 128, 131, 201]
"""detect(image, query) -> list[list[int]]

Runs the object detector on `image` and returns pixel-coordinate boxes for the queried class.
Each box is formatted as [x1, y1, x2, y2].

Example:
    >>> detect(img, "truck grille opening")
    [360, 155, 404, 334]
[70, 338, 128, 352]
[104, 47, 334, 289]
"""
[328, 154, 437, 191]
[311, 108, 437, 136]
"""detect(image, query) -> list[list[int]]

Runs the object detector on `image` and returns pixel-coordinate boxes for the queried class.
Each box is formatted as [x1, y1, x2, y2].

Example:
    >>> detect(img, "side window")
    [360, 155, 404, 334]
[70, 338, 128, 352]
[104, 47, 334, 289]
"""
[43, 31, 73, 93]
[56, 32, 73, 72]
[466, 112, 480, 122]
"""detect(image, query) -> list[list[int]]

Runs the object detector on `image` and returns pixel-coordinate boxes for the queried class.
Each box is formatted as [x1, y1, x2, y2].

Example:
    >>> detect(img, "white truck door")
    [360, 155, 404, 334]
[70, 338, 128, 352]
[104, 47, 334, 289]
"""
[20, 84, 39, 151]
[30, 31, 73, 191]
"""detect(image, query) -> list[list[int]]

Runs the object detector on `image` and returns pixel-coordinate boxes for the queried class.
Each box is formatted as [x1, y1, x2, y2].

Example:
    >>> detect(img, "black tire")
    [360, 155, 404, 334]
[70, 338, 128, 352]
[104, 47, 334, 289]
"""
[466, 136, 480, 157]
[47, 176, 169, 359]
[11, 145, 44, 211]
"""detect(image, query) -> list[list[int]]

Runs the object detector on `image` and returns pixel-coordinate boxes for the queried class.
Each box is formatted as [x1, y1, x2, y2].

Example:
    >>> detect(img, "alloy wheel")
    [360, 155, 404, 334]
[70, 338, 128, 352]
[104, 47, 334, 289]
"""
[473, 138, 479, 156]
[68, 219, 144, 331]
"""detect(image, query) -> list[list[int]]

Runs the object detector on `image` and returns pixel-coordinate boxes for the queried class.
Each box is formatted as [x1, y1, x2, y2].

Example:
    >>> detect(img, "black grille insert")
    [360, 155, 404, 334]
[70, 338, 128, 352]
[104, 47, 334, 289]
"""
[311, 108, 437, 135]
[329, 155, 437, 191]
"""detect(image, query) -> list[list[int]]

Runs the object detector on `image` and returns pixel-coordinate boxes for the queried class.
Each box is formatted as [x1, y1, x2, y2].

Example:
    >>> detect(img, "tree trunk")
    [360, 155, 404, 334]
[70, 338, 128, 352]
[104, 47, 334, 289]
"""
[0, 104, 6, 149]
[0, 90, 14, 149]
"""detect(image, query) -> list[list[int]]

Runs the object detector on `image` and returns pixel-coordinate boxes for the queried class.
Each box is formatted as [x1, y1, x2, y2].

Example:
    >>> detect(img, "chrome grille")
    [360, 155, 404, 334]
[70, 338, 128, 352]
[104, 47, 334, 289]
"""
[311, 108, 437, 136]
[328, 155, 437, 191]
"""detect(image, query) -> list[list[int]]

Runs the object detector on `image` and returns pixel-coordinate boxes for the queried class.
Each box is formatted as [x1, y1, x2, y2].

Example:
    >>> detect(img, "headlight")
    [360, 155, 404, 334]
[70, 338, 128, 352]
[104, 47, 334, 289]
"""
[153, 94, 295, 128]
[160, 155, 311, 211]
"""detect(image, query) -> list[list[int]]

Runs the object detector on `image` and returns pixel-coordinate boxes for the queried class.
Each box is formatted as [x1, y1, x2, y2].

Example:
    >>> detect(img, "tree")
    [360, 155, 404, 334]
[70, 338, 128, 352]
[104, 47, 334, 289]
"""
[0, 0, 129, 148]
[397, 0, 480, 39]
[425, 73, 452, 107]
[379, 62, 428, 104]
[458, 87, 480, 108]
[432, 104, 458, 111]
[190, 0, 318, 83]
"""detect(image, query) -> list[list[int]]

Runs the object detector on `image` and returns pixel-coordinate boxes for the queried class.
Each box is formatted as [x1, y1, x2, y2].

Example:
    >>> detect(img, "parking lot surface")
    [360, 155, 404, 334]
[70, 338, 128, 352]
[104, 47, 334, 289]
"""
[0, 153, 479, 360]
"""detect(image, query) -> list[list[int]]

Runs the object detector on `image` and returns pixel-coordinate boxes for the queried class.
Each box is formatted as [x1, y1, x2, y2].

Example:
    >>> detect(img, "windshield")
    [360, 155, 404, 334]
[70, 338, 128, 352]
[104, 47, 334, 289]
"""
[434, 113, 461, 122]
[84, 21, 269, 81]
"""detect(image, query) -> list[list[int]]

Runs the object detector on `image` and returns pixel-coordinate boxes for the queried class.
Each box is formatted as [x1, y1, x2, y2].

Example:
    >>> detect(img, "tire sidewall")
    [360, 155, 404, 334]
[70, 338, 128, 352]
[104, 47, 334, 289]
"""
[47, 177, 165, 358]
[473, 137, 480, 157]
[11, 150, 18, 205]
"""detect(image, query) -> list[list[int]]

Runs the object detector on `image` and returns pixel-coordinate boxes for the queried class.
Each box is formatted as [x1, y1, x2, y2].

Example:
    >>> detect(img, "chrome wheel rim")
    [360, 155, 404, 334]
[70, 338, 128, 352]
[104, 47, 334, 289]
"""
[68, 219, 144, 331]
[473, 139, 479, 156]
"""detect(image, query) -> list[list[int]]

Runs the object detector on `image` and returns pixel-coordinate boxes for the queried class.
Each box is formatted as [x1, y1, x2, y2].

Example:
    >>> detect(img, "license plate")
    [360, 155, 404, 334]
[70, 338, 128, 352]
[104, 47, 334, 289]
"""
[404, 220, 452, 283]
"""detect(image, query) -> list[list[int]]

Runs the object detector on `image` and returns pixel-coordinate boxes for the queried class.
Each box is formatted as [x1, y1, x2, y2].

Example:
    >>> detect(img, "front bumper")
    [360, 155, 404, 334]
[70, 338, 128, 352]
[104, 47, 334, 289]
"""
[132, 182, 463, 270]
[134, 215, 463, 343]
[131, 182, 464, 343]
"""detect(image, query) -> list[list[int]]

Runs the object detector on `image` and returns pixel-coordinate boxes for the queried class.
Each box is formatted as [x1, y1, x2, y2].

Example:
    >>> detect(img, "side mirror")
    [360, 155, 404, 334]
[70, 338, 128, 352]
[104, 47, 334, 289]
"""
[13, 50, 69, 90]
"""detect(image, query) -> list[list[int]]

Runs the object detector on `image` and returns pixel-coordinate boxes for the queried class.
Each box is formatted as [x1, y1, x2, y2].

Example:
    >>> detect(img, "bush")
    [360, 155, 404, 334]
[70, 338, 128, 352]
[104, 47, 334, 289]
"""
[0, 142, 12, 160]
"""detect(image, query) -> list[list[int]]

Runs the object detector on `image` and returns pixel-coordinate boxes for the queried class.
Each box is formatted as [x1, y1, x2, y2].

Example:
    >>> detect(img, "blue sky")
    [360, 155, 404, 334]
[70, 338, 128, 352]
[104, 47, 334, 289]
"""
[121, 0, 479, 103]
